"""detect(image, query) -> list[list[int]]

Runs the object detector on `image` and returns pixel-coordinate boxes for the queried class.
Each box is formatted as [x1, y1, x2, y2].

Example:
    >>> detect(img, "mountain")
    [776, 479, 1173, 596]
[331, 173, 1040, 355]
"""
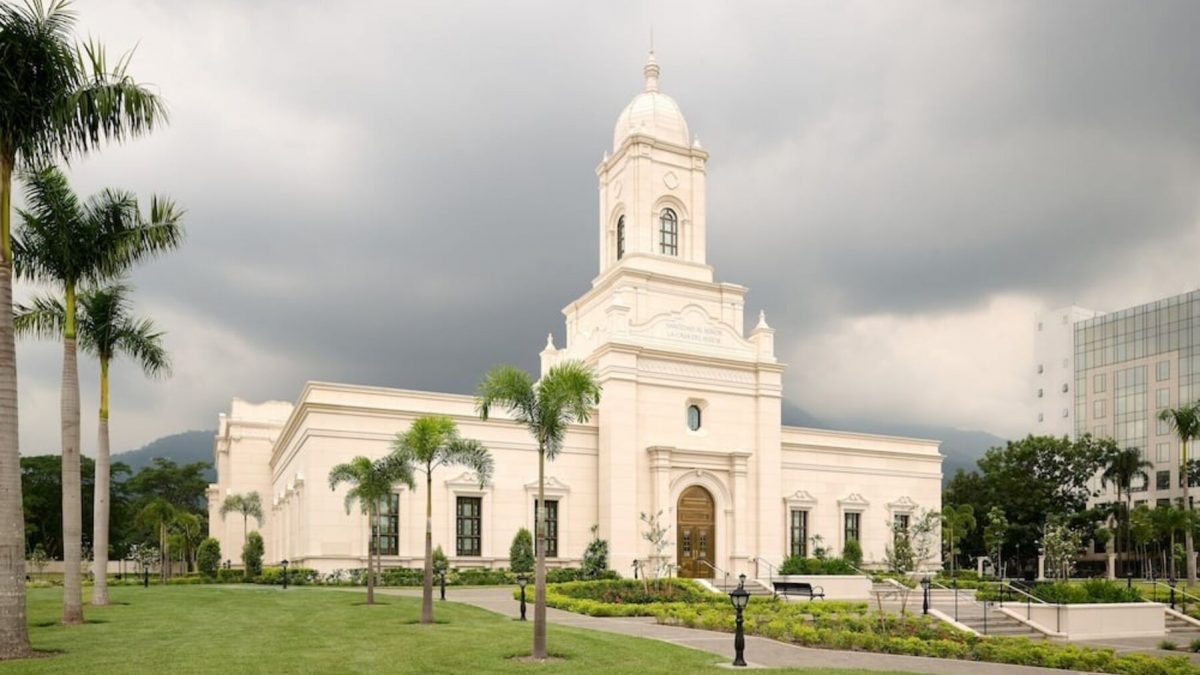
[781, 403, 1004, 484]
[113, 430, 216, 481]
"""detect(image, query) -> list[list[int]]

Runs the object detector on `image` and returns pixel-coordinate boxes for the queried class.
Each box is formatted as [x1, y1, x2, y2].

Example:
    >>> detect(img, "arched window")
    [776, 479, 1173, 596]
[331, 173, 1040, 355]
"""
[687, 404, 701, 431]
[616, 216, 625, 260]
[659, 208, 678, 256]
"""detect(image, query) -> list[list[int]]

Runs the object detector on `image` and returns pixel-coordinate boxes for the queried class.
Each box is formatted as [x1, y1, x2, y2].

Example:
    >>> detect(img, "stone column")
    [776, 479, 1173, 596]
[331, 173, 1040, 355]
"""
[730, 451, 750, 570]
[1107, 553, 1116, 580]
[1037, 553, 1047, 581]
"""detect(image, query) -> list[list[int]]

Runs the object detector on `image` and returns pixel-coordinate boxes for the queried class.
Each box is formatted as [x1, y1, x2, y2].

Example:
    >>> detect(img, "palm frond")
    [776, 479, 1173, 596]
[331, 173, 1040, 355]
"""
[475, 364, 537, 424]
[13, 292, 64, 340]
[116, 316, 170, 378]
[0, 0, 79, 166]
[442, 438, 494, 488]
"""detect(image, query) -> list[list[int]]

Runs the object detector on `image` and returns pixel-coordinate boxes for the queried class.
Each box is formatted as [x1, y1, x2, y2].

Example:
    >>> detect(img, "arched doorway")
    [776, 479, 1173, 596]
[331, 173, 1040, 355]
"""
[677, 485, 715, 578]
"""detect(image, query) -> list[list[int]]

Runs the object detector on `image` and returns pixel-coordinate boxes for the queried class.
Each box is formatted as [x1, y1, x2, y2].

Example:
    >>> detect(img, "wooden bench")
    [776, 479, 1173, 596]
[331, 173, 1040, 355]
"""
[773, 581, 824, 600]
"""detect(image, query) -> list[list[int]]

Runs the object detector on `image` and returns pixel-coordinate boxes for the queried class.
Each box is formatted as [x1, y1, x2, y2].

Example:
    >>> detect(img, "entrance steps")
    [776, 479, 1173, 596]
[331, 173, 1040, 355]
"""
[707, 577, 774, 597]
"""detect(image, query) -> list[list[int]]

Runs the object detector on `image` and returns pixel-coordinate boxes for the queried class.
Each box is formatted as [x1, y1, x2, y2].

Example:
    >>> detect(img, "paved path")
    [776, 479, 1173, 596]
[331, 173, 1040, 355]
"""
[377, 587, 1093, 673]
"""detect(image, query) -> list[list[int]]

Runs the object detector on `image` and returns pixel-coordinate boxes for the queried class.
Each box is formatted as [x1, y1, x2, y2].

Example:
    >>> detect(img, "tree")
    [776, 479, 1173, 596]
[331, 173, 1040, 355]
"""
[940, 504, 976, 576]
[1159, 404, 1200, 584]
[125, 457, 209, 513]
[983, 507, 1009, 578]
[1, 2, 169, 641]
[1043, 518, 1083, 579]
[15, 282, 170, 605]
[134, 498, 175, 583]
[1099, 446, 1152, 577]
[884, 520, 915, 575]
[1129, 505, 1155, 578]
[510, 529, 534, 575]
[197, 537, 221, 579]
[12, 164, 181, 623]
[476, 360, 601, 660]
[432, 545, 448, 576]
[582, 524, 608, 579]
[1153, 505, 1193, 582]
[389, 415, 492, 623]
[327, 455, 415, 605]
[219, 492, 264, 546]
[28, 545, 48, 579]
[172, 511, 202, 573]
[242, 531, 263, 579]
[639, 510, 671, 586]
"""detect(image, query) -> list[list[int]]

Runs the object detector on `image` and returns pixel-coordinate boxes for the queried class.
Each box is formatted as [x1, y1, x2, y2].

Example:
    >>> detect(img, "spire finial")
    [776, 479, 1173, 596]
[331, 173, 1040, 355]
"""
[544, 333, 556, 351]
[756, 310, 771, 330]
[643, 50, 660, 93]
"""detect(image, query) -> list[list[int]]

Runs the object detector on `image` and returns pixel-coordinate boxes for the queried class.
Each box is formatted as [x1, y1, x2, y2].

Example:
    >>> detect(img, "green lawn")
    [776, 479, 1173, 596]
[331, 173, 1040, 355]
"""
[2, 586, 916, 674]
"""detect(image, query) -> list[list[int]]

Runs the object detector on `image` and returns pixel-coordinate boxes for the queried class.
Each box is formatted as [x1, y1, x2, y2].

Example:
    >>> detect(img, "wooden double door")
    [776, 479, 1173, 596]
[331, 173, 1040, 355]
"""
[676, 486, 715, 579]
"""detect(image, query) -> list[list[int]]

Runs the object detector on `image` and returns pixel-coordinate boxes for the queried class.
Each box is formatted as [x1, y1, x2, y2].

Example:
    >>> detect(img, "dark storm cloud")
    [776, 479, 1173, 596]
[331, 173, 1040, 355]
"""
[14, 0, 1200, 452]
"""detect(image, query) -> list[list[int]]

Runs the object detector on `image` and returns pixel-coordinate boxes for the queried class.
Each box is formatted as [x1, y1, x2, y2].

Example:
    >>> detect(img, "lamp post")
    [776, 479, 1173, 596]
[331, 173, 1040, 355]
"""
[632, 559, 639, 580]
[729, 573, 750, 667]
[517, 575, 528, 621]
[1170, 576, 1177, 610]
[439, 570, 446, 601]
[142, 562, 149, 588]
[282, 559, 289, 590]
[921, 575, 931, 615]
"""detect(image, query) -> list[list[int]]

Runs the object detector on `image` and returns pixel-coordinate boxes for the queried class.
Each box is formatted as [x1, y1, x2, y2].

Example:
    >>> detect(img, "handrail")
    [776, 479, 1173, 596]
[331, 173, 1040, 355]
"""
[1149, 580, 1200, 605]
[1002, 580, 1048, 605]
[750, 556, 778, 583]
[697, 559, 730, 588]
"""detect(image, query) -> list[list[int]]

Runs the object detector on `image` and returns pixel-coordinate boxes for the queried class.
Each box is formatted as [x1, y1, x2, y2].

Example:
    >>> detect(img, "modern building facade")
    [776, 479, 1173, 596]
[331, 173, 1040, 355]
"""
[1036, 292, 1200, 507]
[208, 54, 943, 577]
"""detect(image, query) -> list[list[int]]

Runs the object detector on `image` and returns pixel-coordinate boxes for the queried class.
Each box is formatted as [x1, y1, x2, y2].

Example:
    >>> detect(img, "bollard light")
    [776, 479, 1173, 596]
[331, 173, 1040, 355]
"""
[282, 559, 290, 590]
[632, 559, 639, 580]
[439, 571, 446, 601]
[921, 575, 931, 615]
[729, 573, 750, 667]
[517, 575, 528, 621]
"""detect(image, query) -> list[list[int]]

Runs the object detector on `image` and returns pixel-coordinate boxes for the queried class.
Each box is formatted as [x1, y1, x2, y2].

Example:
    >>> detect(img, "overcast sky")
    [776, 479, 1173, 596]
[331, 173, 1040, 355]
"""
[13, 0, 1200, 455]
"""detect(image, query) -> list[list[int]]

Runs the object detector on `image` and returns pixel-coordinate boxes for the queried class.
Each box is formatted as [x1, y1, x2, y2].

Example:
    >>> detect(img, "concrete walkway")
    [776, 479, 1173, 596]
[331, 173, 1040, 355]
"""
[377, 587, 1095, 674]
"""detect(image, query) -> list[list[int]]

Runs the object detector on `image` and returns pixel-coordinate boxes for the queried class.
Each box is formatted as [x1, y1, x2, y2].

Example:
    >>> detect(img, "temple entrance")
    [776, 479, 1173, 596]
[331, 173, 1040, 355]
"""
[676, 485, 715, 578]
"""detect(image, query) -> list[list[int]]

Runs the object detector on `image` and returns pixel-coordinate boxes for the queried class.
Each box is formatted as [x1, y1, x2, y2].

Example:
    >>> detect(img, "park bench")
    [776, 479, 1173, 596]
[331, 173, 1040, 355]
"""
[773, 581, 824, 600]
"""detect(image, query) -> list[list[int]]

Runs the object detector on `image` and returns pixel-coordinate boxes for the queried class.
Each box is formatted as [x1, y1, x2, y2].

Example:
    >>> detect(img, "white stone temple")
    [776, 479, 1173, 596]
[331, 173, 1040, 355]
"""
[208, 54, 943, 578]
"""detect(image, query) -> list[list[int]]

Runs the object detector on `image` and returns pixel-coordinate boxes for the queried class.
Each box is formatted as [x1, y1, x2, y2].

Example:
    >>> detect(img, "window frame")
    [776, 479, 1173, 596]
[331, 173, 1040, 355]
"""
[789, 509, 808, 558]
[456, 496, 482, 557]
[616, 215, 625, 260]
[658, 208, 678, 256]
[534, 498, 559, 558]
[373, 493, 400, 556]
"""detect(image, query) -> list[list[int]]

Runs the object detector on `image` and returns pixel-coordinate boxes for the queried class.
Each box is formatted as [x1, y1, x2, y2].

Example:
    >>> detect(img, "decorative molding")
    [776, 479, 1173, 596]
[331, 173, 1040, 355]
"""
[887, 496, 917, 512]
[640, 358, 756, 385]
[663, 171, 679, 190]
[523, 476, 570, 495]
[445, 471, 491, 490]
[838, 492, 870, 509]
[784, 490, 817, 508]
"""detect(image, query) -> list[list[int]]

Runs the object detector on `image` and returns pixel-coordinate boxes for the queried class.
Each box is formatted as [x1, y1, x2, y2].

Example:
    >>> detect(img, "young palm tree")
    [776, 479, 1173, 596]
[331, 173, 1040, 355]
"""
[390, 416, 493, 624]
[328, 455, 415, 605]
[14, 282, 170, 606]
[219, 492, 264, 546]
[1100, 447, 1153, 577]
[172, 512, 202, 573]
[1153, 505, 1193, 582]
[0, 1, 167, 648]
[477, 360, 601, 660]
[135, 498, 176, 583]
[1160, 403, 1200, 584]
[12, 165, 181, 623]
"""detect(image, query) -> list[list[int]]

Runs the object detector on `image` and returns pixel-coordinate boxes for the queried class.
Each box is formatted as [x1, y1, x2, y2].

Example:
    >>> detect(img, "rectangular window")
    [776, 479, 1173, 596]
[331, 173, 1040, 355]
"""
[789, 510, 808, 557]
[1158, 417, 1171, 436]
[1157, 470, 1171, 491]
[1094, 373, 1106, 393]
[1157, 360, 1171, 381]
[534, 499, 558, 558]
[1131, 472, 1147, 492]
[844, 512, 861, 545]
[456, 497, 482, 557]
[1157, 388, 1170, 408]
[1093, 400, 1105, 419]
[373, 493, 400, 556]
[1157, 442, 1170, 463]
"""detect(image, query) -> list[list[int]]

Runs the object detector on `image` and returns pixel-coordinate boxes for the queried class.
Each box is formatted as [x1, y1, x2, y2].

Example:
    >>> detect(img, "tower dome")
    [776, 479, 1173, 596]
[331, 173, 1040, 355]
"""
[612, 52, 691, 150]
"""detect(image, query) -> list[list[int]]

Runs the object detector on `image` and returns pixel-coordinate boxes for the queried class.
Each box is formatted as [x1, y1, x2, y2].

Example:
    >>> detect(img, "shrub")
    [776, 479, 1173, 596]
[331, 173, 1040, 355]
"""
[510, 528, 534, 574]
[582, 524, 609, 578]
[1190, 638, 1200, 653]
[779, 556, 857, 575]
[432, 546, 448, 575]
[842, 539, 863, 567]
[549, 579, 712, 606]
[379, 568, 425, 586]
[197, 538, 221, 579]
[1158, 640, 1178, 651]
[546, 568, 619, 583]
[242, 531, 264, 579]
[215, 568, 244, 583]
[256, 566, 319, 585]
[455, 568, 514, 586]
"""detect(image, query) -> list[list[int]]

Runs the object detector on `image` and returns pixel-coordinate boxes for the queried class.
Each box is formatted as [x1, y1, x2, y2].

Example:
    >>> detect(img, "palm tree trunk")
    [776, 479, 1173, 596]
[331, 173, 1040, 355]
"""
[366, 507, 375, 605]
[533, 445, 547, 659]
[1172, 530, 1178, 581]
[421, 469, 433, 624]
[92, 358, 111, 606]
[0, 151, 32, 655]
[61, 283, 84, 624]
[1186, 450, 1197, 584]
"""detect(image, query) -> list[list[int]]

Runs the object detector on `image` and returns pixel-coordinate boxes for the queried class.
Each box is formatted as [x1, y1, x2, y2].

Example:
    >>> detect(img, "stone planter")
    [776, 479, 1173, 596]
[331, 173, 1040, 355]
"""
[767, 574, 873, 600]
[1003, 602, 1166, 640]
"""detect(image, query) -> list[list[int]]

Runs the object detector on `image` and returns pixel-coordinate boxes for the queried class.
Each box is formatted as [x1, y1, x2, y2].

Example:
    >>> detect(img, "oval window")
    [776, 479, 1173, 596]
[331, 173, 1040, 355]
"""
[687, 404, 702, 431]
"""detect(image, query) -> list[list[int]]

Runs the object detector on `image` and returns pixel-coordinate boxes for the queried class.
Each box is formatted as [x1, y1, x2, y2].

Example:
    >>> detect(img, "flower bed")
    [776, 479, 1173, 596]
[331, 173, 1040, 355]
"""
[653, 600, 1196, 674]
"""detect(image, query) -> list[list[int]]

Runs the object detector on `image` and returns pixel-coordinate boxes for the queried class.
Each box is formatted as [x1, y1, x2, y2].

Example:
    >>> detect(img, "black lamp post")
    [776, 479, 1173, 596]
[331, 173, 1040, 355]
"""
[439, 570, 446, 601]
[517, 575, 528, 621]
[920, 575, 931, 615]
[729, 573, 750, 667]
[142, 562, 149, 588]
[281, 559, 289, 590]
[1170, 576, 1178, 610]
[224, 559, 231, 570]
[632, 559, 639, 580]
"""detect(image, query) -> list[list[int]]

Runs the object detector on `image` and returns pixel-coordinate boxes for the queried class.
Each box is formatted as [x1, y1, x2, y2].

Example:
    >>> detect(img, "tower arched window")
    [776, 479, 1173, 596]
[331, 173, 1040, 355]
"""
[616, 216, 625, 260]
[659, 208, 678, 256]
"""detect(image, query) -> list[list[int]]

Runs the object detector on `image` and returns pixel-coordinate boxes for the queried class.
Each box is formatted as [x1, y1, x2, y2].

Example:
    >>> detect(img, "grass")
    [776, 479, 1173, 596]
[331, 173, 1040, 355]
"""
[1, 585, 919, 674]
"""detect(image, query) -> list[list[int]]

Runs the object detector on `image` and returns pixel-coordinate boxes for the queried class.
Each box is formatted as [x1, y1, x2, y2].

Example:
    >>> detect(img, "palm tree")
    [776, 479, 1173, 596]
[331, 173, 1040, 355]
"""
[0, 1, 167, 647]
[328, 455, 415, 605]
[1160, 404, 1200, 584]
[15, 282, 170, 606]
[12, 165, 180, 623]
[219, 492, 264, 546]
[135, 498, 176, 583]
[390, 416, 493, 624]
[172, 512, 202, 573]
[1100, 447, 1152, 577]
[1154, 505, 1193, 582]
[477, 360, 601, 659]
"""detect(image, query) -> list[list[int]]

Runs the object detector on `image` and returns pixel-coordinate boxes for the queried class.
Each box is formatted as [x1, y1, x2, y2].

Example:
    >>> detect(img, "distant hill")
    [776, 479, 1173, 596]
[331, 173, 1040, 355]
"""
[113, 430, 216, 481]
[781, 403, 1004, 484]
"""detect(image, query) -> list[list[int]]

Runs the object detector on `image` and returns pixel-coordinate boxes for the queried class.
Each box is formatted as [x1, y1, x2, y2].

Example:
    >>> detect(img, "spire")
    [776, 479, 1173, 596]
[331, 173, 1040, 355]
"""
[643, 51, 660, 93]
[543, 333, 557, 352]
[755, 310, 771, 330]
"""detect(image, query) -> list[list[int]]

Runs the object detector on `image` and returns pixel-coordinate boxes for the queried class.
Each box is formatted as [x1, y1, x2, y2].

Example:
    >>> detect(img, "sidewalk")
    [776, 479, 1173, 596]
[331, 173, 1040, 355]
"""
[377, 587, 1091, 674]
